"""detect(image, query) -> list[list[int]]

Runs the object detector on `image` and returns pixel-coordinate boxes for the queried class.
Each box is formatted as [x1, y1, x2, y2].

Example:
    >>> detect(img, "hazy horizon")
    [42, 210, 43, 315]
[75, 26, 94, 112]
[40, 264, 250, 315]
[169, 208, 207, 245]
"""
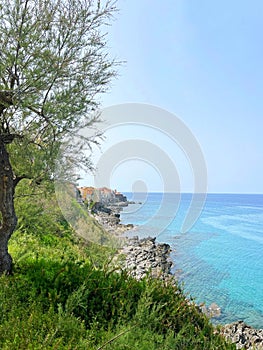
[90, 1, 263, 195]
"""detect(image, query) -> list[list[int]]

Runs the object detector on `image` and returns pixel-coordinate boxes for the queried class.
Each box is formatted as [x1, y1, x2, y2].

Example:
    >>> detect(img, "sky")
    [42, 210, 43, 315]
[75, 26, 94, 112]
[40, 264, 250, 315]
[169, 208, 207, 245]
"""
[83, 0, 263, 194]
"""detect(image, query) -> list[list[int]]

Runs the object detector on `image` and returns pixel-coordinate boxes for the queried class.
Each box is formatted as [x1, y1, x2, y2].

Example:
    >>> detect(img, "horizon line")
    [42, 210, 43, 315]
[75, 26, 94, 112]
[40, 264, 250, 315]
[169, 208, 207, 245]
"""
[120, 191, 263, 195]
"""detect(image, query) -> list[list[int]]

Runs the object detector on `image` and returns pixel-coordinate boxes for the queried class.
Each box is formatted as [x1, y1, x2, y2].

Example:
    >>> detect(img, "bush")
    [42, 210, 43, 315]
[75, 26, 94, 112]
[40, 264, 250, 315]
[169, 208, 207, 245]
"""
[0, 189, 235, 349]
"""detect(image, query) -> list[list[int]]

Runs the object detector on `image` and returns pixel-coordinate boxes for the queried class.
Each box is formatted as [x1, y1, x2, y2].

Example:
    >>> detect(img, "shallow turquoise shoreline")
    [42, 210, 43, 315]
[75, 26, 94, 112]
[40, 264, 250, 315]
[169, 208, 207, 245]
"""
[120, 193, 263, 329]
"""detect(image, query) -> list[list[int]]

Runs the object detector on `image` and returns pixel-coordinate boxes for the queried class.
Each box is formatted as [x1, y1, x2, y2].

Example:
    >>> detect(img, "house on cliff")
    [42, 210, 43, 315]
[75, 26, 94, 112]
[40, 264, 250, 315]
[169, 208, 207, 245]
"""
[79, 186, 95, 201]
[78, 186, 112, 204]
[78, 186, 127, 205]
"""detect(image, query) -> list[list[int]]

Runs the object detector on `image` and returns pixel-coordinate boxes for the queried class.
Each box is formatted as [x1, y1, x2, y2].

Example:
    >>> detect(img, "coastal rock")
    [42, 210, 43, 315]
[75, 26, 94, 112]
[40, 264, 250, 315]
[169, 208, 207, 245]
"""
[199, 302, 221, 318]
[220, 321, 263, 349]
[119, 236, 173, 280]
[93, 201, 134, 234]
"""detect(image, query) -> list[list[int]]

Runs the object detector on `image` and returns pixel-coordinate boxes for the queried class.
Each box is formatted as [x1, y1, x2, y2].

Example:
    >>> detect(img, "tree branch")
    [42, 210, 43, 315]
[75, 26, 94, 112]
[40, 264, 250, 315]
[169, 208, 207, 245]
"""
[97, 325, 137, 350]
[13, 175, 29, 187]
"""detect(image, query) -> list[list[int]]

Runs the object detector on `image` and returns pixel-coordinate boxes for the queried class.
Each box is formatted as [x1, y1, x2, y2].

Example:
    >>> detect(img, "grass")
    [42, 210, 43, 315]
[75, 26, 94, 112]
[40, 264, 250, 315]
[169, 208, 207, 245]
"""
[0, 186, 236, 349]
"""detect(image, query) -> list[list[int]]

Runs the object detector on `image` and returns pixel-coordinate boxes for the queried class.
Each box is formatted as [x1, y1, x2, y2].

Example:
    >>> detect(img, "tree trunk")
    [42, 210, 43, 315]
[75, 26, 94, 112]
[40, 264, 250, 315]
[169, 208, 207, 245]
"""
[0, 138, 17, 274]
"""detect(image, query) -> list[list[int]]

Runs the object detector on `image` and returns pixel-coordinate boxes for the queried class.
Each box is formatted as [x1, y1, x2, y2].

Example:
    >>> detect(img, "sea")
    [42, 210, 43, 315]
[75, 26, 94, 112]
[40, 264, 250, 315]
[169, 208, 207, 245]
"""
[120, 192, 263, 329]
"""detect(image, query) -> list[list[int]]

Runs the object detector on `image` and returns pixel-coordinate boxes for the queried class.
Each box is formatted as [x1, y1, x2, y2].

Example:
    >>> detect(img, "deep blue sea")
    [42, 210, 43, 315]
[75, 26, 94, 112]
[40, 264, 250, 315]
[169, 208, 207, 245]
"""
[120, 193, 263, 328]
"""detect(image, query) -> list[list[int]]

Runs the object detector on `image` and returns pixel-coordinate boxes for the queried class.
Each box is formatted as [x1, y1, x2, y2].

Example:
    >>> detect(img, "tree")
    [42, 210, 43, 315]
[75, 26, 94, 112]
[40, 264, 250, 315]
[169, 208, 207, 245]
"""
[0, 0, 117, 274]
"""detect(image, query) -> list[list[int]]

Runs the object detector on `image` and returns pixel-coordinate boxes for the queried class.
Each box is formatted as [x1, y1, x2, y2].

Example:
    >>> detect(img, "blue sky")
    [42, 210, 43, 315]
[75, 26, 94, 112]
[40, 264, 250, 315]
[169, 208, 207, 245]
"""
[91, 0, 263, 194]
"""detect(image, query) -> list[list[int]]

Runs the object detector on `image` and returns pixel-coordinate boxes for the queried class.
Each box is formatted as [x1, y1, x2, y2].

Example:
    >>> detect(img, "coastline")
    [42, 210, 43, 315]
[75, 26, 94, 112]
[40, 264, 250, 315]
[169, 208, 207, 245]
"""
[91, 198, 173, 281]
[91, 195, 263, 350]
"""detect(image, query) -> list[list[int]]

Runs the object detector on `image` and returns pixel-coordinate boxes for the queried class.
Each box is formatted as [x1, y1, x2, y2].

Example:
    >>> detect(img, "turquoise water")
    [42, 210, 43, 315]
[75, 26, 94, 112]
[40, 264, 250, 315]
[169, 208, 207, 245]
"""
[120, 193, 263, 328]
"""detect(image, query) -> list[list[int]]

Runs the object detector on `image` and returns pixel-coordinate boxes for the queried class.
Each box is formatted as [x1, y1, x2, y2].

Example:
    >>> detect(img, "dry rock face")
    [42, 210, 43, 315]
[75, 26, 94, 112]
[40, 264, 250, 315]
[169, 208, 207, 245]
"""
[120, 236, 173, 280]
[93, 203, 133, 234]
[220, 321, 263, 349]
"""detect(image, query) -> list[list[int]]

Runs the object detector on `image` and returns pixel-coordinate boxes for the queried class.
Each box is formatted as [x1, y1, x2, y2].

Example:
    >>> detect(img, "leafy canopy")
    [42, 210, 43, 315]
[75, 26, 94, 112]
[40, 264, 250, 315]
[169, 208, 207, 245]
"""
[0, 0, 117, 182]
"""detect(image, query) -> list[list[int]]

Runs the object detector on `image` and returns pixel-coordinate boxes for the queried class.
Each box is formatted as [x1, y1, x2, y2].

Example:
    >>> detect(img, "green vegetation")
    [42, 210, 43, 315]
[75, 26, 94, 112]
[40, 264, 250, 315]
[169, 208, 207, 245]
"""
[54, 182, 118, 247]
[0, 0, 117, 274]
[0, 2, 238, 347]
[0, 0, 233, 336]
[0, 187, 235, 349]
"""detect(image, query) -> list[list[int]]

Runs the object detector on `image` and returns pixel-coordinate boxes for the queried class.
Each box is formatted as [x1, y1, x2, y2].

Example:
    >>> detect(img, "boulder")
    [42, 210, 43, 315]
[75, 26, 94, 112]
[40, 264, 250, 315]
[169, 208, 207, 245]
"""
[220, 321, 263, 349]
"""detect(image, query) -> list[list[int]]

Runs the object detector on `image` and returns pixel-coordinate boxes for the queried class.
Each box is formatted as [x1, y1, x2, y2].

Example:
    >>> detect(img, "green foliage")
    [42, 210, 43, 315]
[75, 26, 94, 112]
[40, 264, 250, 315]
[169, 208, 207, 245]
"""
[55, 181, 118, 247]
[0, 194, 235, 349]
[1, 0, 118, 183]
[85, 199, 96, 212]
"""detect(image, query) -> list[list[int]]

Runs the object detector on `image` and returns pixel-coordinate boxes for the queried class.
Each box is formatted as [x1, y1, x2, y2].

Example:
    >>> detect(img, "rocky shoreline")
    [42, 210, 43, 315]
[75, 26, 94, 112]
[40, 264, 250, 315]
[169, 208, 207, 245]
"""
[92, 201, 134, 235]
[92, 198, 263, 349]
[120, 236, 173, 281]
[219, 321, 263, 349]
